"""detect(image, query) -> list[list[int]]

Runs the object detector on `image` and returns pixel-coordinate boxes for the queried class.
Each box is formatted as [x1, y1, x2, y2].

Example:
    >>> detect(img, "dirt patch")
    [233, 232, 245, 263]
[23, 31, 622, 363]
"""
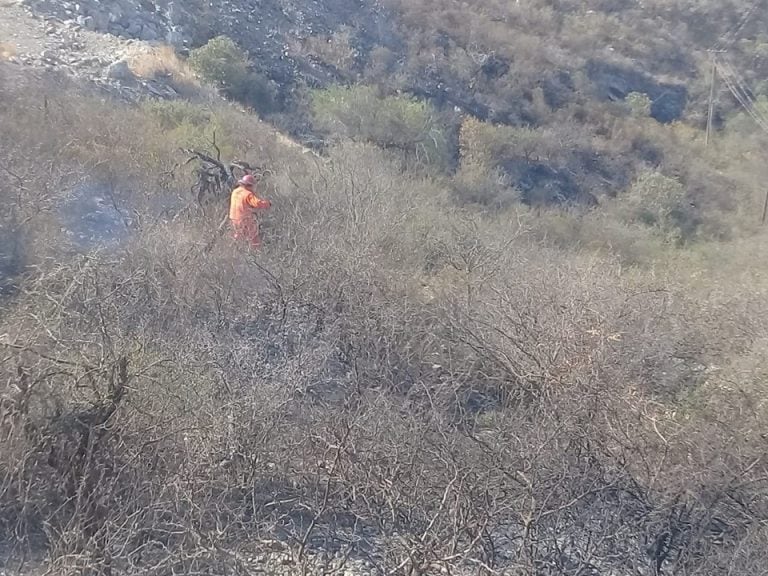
[0, 0, 49, 59]
[0, 41, 17, 60]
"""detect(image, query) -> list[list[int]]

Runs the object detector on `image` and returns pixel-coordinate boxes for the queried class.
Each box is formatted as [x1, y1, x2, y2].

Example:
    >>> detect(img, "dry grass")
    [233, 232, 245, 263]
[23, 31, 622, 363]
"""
[128, 44, 192, 79]
[128, 44, 203, 97]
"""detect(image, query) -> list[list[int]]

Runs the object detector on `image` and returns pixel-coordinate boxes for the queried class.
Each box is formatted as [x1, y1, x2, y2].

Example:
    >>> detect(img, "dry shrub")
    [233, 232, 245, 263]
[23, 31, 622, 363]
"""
[363, 45, 398, 84]
[5, 194, 766, 575]
[128, 45, 190, 79]
[451, 163, 519, 208]
[0, 69, 298, 292]
[127, 45, 204, 98]
[529, 209, 666, 266]
[2, 66, 768, 576]
[458, 116, 541, 168]
[300, 26, 358, 74]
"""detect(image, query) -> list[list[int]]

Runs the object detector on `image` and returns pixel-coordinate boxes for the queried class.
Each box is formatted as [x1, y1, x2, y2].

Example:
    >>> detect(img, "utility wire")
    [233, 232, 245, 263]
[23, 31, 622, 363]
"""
[712, 0, 764, 51]
[718, 66, 761, 127]
[706, 0, 768, 133]
[707, 2, 768, 224]
[717, 57, 768, 129]
[716, 58, 768, 134]
[720, 58, 766, 117]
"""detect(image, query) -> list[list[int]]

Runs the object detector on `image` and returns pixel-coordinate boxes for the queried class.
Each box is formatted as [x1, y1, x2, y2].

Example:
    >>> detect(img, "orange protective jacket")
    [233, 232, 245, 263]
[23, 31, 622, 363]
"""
[229, 185, 271, 225]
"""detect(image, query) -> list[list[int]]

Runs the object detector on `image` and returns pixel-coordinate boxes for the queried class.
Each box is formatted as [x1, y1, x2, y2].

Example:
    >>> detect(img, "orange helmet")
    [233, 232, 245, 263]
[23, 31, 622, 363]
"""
[238, 174, 255, 188]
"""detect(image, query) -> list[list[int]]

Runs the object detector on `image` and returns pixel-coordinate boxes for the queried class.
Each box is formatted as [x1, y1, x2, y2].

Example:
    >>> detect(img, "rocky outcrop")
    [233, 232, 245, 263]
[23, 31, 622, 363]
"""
[20, 0, 174, 44]
[18, 0, 399, 96]
[105, 58, 134, 80]
[0, 1, 191, 104]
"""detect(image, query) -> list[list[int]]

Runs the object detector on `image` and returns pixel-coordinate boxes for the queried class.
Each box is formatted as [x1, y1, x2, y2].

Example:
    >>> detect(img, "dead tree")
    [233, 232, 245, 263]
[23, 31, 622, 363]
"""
[172, 140, 274, 252]
[183, 148, 262, 208]
[168, 131, 270, 211]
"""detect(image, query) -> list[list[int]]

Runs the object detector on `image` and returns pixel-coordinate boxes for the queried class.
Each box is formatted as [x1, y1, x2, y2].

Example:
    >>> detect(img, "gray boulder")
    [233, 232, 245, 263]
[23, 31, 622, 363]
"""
[106, 59, 134, 81]
[41, 49, 58, 62]
[91, 11, 110, 29]
[140, 24, 158, 41]
[126, 20, 142, 36]
[76, 15, 95, 30]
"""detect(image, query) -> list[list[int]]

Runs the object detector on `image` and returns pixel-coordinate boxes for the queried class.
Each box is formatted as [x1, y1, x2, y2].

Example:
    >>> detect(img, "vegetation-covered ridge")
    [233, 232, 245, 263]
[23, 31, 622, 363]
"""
[174, 0, 768, 242]
[15, 0, 768, 232]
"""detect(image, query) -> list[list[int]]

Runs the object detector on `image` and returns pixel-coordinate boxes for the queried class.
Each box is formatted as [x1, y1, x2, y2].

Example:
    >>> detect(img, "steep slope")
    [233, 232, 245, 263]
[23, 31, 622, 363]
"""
[0, 0, 189, 101]
[15, 0, 398, 104]
[15, 0, 767, 125]
[6, 0, 767, 222]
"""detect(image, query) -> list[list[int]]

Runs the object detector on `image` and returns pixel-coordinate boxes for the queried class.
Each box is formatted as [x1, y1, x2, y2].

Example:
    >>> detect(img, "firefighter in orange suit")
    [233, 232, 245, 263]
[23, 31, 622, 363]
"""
[229, 174, 271, 248]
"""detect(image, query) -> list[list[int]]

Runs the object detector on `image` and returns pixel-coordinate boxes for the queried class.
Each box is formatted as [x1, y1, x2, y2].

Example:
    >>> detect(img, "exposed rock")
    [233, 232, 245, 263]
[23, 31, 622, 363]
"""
[76, 15, 95, 30]
[126, 21, 142, 37]
[91, 11, 108, 29]
[108, 22, 125, 36]
[105, 58, 133, 80]
[139, 23, 158, 41]
[145, 79, 177, 98]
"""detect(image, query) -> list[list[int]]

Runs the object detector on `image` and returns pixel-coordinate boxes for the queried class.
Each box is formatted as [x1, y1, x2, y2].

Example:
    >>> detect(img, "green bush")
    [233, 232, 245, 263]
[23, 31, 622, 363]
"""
[622, 169, 695, 242]
[188, 36, 276, 114]
[625, 91, 652, 118]
[310, 85, 451, 169]
[140, 100, 239, 157]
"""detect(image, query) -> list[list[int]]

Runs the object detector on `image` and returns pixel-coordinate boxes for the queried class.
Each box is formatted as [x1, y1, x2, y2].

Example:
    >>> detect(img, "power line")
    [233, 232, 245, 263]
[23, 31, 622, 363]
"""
[716, 57, 768, 133]
[718, 66, 768, 133]
[706, 53, 718, 146]
[707, 3, 768, 224]
[706, 0, 768, 133]
[711, 54, 768, 225]
[712, 0, 764, 51]
[720, 57, 767, 119]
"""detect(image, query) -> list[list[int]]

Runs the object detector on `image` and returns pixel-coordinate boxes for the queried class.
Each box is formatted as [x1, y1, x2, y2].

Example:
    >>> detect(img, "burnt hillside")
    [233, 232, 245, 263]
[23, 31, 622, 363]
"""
[3, 1, 768, 575]
[22, 0, 768, 125]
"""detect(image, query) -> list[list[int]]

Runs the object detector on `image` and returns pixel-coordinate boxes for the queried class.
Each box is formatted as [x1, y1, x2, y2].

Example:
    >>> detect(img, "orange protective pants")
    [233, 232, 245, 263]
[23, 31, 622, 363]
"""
[231, 219, 261, 249]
